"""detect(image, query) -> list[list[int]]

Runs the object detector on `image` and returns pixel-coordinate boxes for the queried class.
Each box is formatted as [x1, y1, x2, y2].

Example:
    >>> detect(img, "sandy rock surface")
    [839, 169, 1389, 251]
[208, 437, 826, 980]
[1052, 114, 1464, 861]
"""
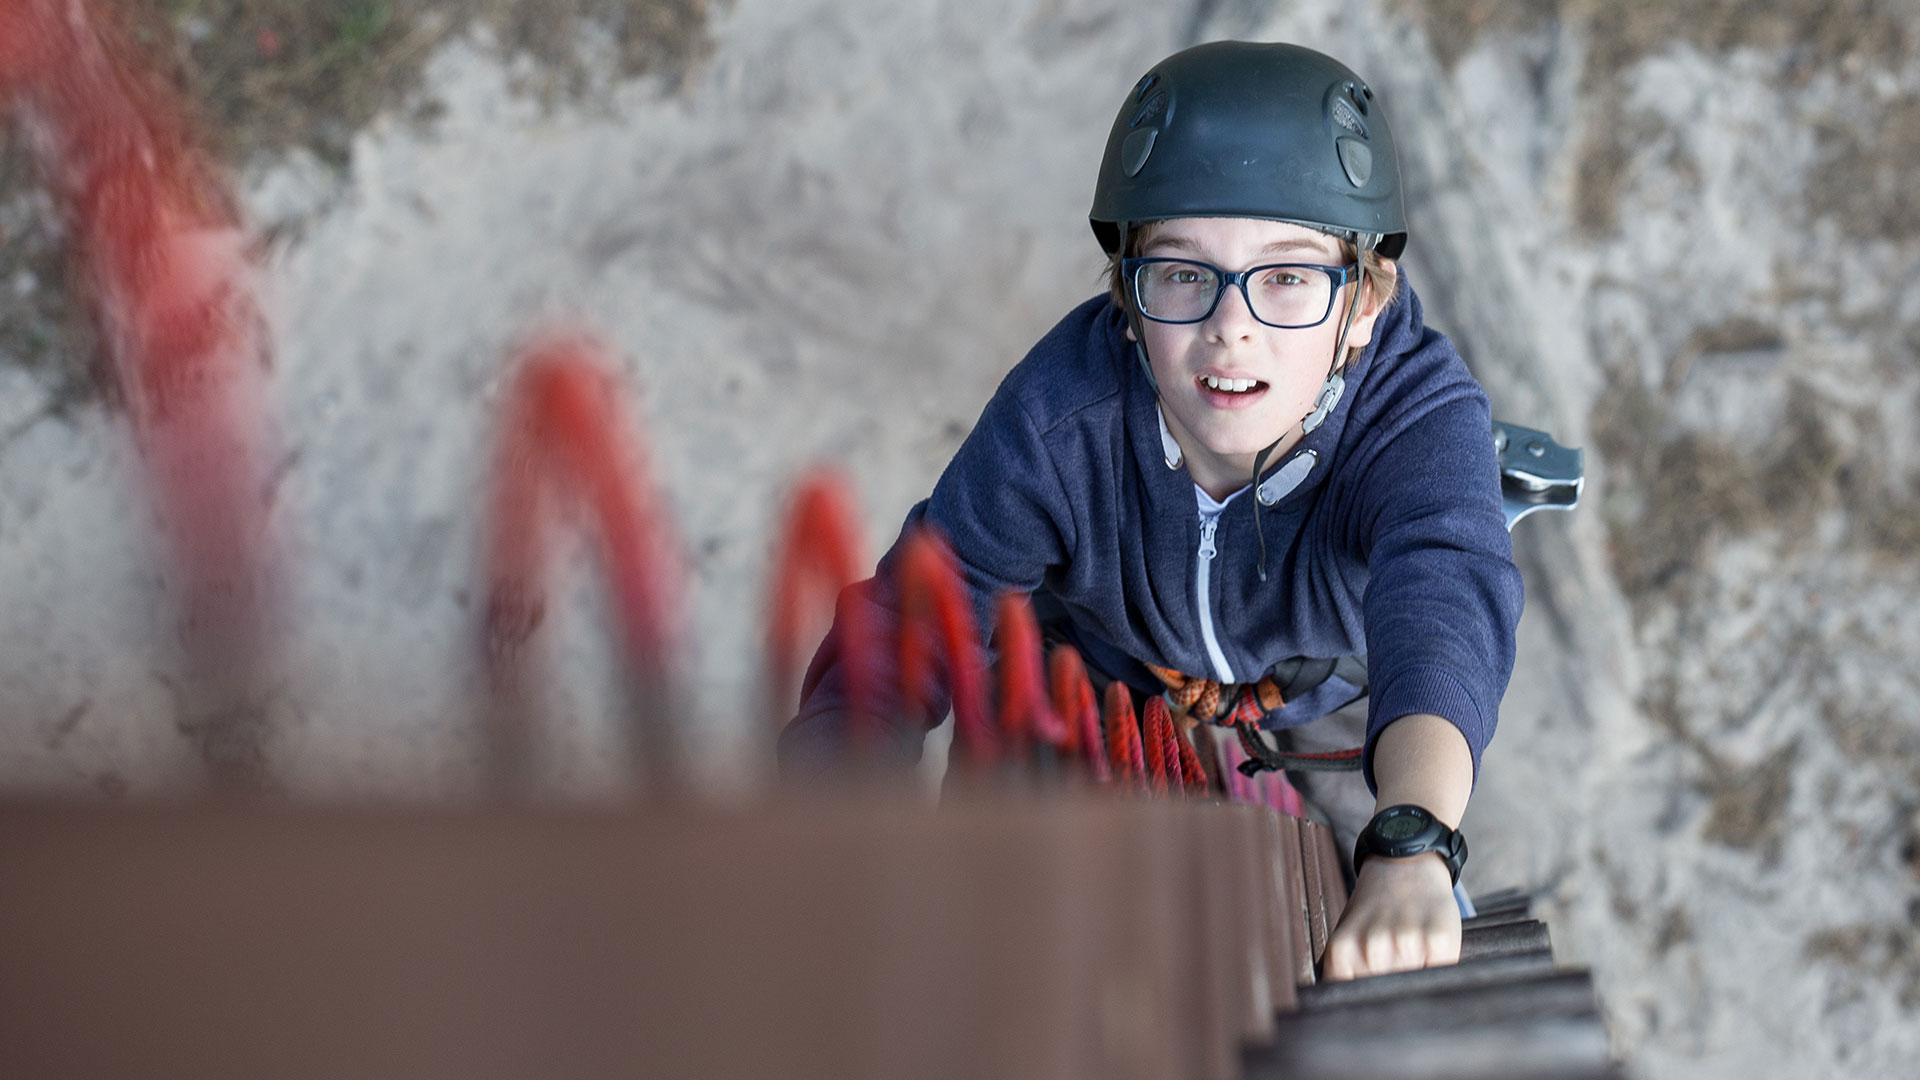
[3, 1, 1919, 1076]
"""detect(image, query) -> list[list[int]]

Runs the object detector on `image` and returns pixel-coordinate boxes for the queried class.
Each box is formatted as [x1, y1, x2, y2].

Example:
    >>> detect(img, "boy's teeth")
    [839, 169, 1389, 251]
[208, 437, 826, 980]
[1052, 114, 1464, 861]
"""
[1203, 376, 1258, 392]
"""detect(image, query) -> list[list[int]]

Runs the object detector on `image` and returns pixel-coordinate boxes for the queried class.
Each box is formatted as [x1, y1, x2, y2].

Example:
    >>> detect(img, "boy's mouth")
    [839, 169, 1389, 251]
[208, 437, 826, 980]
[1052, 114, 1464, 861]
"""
[1196, 374, 1268, 409]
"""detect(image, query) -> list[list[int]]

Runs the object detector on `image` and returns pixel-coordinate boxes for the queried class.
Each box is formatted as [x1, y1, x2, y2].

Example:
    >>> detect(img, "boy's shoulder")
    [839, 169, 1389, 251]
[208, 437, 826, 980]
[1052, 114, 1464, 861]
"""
[993, 296, 1132, 435]
[1342, 280, 1489, 438]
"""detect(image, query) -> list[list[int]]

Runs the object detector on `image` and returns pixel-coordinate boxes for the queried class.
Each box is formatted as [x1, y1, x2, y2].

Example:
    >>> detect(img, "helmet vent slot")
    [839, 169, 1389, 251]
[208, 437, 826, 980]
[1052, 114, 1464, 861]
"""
[1331, 97, 1366, 137]
[1130, 90, 1167, 129]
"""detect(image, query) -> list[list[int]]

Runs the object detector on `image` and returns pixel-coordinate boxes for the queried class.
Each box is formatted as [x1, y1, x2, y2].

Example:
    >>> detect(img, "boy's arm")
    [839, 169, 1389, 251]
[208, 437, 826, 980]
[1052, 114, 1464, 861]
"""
[1322, 712, 1472, 980]
[1326, 377, 1521, 978]
[1351, 386, 1521, 793]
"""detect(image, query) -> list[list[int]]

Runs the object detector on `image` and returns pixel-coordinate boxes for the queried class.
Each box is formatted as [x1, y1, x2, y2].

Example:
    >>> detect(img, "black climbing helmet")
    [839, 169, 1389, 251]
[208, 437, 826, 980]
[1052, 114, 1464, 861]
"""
[1089, 41, 1408, 260]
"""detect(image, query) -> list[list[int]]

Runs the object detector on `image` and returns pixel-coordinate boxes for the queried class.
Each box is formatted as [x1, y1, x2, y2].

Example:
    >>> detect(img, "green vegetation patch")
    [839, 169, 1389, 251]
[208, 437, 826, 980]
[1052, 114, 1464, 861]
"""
[143, 0, 724, 165]
[0, 0, 722, 403]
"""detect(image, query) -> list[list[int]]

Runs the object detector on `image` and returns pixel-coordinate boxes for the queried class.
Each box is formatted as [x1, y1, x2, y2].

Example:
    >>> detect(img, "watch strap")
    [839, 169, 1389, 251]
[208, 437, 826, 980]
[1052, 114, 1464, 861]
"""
[1353, 804, 1468, 885]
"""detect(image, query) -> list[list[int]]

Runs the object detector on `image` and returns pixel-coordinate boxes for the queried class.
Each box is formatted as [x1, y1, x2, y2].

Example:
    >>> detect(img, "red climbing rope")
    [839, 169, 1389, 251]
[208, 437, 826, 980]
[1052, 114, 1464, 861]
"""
[482, 335, 683, 788]
[1173, 717, 1209, 793]
[895, 528, 995, 769]
[1142, 696, 1181, 796]
[1047, 646, 1110, 782]
[1103, 681, 1146, 787]
[767, 467, 873, 734]
[5, 0, 275, 650]
[994, 592, 1071, 755]
[3, 0, 281, 784]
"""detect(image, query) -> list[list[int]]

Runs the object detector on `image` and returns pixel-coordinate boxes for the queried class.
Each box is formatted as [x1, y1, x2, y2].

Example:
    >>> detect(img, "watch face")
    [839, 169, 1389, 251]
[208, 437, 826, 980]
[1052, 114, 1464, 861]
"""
[1377, 813, 1426, 841]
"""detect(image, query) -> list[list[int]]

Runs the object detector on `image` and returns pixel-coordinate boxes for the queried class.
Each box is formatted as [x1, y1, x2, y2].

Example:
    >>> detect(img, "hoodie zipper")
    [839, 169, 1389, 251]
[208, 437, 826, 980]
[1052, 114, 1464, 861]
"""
[1195, 513, 1235, 684]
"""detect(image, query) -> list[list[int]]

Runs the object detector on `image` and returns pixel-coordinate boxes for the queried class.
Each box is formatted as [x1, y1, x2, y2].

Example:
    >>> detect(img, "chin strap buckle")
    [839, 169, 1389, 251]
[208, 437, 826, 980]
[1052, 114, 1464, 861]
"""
[1301, 371, 1345, 435]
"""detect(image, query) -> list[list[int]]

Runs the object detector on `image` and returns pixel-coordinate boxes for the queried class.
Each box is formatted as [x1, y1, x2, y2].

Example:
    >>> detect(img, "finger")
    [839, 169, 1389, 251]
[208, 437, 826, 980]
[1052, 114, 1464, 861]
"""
[1362, 926, 1397, 975]
[1426, 922, 1462, 966]
[1323, 933, 1361, 982]
[1394, 926, 1428, 971]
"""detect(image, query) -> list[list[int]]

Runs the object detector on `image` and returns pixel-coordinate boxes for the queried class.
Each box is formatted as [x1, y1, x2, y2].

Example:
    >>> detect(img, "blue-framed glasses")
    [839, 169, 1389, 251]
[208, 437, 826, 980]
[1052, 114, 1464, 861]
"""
[1122, 257, 1359, 329]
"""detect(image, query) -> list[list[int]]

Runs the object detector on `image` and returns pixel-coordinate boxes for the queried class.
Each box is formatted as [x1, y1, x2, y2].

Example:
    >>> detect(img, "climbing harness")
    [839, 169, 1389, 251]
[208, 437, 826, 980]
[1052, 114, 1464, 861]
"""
[1146, 663, 1366, 777]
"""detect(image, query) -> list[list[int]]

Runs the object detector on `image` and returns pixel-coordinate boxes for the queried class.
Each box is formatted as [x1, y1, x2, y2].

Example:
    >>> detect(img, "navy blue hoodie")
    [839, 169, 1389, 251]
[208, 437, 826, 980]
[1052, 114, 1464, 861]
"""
[782, 278, 1522, 788]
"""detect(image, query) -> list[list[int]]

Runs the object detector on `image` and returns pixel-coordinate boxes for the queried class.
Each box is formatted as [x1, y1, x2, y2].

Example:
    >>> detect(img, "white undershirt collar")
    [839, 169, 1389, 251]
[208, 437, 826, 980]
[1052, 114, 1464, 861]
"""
[1157, 403, 1184, 470]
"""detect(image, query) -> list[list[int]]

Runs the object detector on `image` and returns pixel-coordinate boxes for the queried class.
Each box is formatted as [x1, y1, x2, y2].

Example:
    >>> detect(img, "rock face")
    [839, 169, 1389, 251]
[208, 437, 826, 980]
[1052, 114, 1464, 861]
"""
[2, 1, 1917, 1076]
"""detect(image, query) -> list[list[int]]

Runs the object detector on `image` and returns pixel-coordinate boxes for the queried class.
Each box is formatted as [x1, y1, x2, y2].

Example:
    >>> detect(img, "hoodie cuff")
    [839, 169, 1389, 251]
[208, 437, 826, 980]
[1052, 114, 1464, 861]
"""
[1362, 665, 1492, 794]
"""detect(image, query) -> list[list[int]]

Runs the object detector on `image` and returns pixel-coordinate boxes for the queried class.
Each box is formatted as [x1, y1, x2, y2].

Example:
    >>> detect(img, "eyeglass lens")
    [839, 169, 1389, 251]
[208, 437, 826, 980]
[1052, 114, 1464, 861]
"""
[1132, 260, 1336, 327]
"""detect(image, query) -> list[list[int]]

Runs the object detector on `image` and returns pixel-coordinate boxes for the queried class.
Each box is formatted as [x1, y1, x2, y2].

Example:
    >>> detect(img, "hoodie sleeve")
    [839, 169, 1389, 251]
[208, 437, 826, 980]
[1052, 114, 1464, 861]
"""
[778, 382, 1074, 768]
[1350, 386, 1523, 791]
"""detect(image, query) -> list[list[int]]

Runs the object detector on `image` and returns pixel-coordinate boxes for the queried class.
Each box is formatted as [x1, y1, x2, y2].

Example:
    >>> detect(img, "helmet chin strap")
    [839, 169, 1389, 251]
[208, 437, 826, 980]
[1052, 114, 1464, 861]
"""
[1249, 250, 1368, 582]
[1116, 223, 1164, 396]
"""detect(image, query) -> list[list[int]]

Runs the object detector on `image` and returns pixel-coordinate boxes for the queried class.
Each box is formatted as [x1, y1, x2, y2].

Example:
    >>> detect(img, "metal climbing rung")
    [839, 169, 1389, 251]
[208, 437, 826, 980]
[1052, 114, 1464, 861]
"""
[1492, 421, 1584, 530]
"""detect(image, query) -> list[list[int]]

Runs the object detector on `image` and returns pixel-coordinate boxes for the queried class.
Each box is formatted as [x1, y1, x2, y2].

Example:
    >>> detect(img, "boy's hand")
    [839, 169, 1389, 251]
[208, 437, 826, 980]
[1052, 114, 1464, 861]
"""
[1320, 850, 1461, 981]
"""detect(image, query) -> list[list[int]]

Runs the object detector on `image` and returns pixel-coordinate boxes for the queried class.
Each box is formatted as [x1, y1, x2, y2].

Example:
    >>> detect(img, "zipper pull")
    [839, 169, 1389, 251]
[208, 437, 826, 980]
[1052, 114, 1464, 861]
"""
[1198, 516, 1218, 561]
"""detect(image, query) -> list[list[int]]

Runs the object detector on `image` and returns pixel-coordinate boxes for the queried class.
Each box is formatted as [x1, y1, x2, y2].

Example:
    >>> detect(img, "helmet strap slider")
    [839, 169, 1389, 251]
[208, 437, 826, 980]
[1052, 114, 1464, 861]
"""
[1302, 371, 1345, 435]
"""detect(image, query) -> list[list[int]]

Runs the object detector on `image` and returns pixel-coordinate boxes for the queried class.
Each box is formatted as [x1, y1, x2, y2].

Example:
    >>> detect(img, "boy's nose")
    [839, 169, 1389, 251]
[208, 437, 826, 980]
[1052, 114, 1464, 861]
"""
[1208, 281, 1260, 338]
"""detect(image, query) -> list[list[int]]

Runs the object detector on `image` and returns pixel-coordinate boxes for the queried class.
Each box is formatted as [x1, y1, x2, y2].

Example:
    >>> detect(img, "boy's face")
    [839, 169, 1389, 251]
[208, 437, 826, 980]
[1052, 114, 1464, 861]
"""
[1129, 217, 1392, 492]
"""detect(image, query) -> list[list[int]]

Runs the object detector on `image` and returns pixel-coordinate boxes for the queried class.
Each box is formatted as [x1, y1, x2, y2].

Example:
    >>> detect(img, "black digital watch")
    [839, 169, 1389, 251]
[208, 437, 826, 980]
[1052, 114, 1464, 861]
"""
[1353, 804, 1468, 885]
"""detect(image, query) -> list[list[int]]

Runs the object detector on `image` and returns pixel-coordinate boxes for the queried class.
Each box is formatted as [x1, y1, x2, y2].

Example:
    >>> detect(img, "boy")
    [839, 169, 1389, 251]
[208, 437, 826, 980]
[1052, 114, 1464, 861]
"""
[783, 41, 1521, 982]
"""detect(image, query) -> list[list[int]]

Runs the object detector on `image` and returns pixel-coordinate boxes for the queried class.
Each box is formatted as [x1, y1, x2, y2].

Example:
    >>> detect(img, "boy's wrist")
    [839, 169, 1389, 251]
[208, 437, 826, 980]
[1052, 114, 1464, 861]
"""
[1354, 803, 1469, 885]
[1357, 848, 1452, 882]
[1368, 713, 1474, 829]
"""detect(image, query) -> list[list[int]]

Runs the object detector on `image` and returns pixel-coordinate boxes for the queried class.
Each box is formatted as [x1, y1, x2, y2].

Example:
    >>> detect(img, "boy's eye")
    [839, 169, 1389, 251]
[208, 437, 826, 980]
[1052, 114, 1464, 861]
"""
[1260, 268, 1308, 288]
[1160, 266, 1208, 285]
